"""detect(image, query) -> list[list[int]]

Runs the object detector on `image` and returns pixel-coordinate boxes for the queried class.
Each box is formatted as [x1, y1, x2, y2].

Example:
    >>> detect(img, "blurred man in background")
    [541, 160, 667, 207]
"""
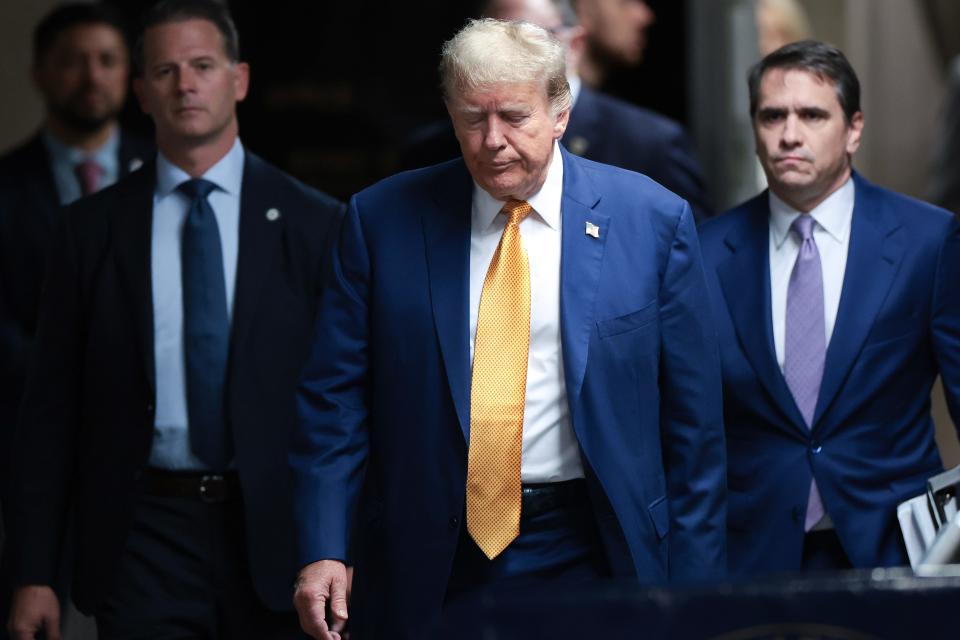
[0, 6, 151, 638]
[573, 0, 655, 87]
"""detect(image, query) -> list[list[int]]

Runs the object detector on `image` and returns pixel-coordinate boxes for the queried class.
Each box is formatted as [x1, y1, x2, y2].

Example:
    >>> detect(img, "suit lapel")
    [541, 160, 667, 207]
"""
[559, 148, 608, 403]
[423, 161, 473, 441]
[230, 153, 283, 357]
[112, 163, 158, 393]
[813, 173, 904, 428]
[716, 195, 807, 432]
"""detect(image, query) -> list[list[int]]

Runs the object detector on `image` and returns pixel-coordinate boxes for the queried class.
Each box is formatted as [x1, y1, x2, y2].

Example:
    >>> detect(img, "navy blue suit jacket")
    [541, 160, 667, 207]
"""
[7, 151, 343, 612]
[0, 130, 152, 470]
[698, 173, 960, 574]
[292, 147, 726, 637]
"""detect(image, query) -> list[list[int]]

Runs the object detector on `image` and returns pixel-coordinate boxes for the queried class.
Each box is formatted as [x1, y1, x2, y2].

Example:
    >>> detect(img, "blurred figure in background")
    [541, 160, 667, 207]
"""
[573, 0, 655, 88]
[0, 5, 151, 638]
[0, 2, 151, 491]
[402, 0, 712, 220]
[755, 0, 813, 57]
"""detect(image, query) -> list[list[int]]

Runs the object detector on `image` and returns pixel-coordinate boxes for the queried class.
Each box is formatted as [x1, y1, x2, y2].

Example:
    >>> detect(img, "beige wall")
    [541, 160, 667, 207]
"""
[0, 0, 61, 153]
[803, 0, 960, 467]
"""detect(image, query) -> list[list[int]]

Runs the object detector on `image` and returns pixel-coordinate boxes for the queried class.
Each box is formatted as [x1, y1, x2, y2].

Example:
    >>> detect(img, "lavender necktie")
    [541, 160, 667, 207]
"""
[785, 214, 826, 531]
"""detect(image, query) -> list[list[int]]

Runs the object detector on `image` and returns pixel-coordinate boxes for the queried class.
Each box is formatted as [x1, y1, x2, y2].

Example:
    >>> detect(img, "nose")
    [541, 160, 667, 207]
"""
[176, 66, 197, 94]
[482, 116, 506, 151]
[780, 114, 802, 148]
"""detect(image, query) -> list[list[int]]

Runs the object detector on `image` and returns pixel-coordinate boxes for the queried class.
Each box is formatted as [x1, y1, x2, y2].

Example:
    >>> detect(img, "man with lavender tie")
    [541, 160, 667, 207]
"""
[699, 40, 960, 573]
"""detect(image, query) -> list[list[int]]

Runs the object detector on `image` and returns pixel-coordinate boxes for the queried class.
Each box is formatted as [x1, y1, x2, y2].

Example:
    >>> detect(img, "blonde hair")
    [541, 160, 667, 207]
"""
[440, 18, 571, 116]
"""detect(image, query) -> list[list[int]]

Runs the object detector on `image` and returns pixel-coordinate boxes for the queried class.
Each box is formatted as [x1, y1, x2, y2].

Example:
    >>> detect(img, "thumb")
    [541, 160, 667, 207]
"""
[46, 610, 63, 640]
[328, 572, 349, 632]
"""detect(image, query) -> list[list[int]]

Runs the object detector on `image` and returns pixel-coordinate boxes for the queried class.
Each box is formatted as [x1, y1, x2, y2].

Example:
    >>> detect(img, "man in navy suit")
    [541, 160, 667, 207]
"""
[6, 1, 342, 638]
[699, 40, 960, 574]
[292, 18, 724, 640]
[400, 0, 712, 222]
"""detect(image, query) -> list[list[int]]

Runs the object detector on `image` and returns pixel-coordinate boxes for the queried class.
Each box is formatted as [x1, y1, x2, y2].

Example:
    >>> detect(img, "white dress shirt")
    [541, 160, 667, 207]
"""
[469, 141, 584, 483]
[769, 177, 854, 372]
[150, 138, 244, 469]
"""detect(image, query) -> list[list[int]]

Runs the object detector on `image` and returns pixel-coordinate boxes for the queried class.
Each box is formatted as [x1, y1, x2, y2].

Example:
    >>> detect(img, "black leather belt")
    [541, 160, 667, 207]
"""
[142, 468, 239, 503]
[521, 479, 588, 519]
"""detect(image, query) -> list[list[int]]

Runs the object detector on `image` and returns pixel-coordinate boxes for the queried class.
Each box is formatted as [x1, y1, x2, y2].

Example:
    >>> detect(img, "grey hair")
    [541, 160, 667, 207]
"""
[439, 18, 571, 116]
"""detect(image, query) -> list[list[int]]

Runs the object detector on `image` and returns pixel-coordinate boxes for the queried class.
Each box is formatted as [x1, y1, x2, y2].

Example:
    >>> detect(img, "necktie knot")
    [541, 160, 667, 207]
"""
[502, 199, 532, 227]
[74, 159, 104, 196]
[177, 178, 217, 201]
[791, 214, 816, 242]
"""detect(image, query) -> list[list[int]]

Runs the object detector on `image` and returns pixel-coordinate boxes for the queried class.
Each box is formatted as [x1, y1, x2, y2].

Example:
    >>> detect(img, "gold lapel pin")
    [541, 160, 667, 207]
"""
[585, 221, 600, 238]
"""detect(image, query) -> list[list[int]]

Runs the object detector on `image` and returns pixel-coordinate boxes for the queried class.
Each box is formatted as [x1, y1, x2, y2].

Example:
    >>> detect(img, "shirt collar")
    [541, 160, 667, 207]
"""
[471, 140, 564, 233]
[769, 176, 855, 248]
[155, 137, 245, 198]
[43, 125, 120, 169]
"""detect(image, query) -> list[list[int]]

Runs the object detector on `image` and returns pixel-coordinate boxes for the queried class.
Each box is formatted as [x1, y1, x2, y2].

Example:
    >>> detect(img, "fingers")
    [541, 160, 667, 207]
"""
[294, 587, 329, 639]
[328, 570, 349, 634]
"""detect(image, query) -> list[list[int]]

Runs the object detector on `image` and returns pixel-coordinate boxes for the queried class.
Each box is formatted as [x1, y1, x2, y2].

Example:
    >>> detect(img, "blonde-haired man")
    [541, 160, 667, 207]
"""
[291, 18, 726, 639]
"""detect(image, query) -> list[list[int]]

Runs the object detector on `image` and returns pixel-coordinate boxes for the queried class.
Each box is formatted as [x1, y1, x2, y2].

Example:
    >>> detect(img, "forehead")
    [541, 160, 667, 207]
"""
[143, 18, 226, 61]
[757, 67, 841, 110]
[453, 81, 549, 109]
[50, 23, 126, 54]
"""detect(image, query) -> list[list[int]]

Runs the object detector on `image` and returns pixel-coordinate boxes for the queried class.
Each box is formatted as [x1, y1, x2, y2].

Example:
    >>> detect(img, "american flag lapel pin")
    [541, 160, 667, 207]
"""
[585, 221, 600, 238]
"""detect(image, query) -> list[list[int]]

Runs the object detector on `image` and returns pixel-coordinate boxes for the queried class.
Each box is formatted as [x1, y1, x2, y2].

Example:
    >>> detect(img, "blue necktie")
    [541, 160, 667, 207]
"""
[785, 214, 826, 530]
[178, 178, 232, 470]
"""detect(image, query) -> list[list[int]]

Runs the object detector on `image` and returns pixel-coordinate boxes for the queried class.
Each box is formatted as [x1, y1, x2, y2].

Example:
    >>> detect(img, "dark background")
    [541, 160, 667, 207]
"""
[109, 0, 689, 201]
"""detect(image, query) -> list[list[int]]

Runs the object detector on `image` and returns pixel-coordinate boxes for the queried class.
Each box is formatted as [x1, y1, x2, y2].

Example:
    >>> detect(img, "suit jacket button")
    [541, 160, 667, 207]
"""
[448, 516, 459, 530]
[146, 404, 154, 413]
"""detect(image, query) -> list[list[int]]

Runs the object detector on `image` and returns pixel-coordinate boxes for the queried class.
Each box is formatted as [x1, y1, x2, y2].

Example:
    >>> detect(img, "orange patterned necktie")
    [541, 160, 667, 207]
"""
[466, 199, 532, 559]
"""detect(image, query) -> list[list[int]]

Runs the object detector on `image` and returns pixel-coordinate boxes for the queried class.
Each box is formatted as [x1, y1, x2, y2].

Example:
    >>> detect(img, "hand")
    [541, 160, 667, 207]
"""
[293, 560, 351, 640]
[8, 585, 61, 640]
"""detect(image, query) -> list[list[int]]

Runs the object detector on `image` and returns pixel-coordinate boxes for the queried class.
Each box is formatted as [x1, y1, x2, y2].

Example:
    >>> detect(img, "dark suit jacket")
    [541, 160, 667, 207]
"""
[292, 147, 726, 637]
[698, 173, 960, 574]
[399, 85, 712, 221]
[0, 130, 152, 471]
[6, 150, 344, 613]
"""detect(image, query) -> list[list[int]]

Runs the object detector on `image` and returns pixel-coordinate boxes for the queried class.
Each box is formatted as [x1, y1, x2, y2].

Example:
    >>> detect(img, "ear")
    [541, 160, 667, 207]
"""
[132, 77, 150, 115]
[233, 61, 250, 102]
[845, 111, 864, 155]
[553, 107, 570, 139]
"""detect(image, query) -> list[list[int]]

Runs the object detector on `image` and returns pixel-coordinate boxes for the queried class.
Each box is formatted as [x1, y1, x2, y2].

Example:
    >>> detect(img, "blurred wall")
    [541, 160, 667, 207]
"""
[0, 0, 60, 153]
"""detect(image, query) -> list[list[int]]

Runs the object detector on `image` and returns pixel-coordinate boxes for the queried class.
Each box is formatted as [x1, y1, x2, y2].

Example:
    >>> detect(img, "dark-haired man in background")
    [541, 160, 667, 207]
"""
[0, 1, 152, 498]
[699, 40, 960, 574]
[6, 1, 342, 638]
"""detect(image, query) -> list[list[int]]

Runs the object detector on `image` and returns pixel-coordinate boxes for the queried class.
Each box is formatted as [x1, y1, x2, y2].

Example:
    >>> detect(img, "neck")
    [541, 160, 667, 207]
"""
[577, 53, 605, 88]
[158, 126, 238, 178]
[45, 117, 117, 153]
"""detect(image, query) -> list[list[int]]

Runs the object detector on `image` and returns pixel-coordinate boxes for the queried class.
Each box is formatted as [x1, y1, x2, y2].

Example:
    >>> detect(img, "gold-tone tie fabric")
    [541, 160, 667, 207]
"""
[466, 199, 532, 560]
